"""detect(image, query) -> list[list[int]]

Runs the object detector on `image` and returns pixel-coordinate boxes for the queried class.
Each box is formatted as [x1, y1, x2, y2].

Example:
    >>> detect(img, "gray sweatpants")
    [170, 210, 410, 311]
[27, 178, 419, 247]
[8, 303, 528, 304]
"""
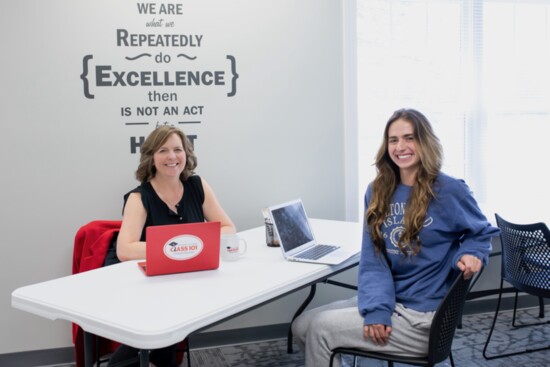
[291, 296, 434, 367]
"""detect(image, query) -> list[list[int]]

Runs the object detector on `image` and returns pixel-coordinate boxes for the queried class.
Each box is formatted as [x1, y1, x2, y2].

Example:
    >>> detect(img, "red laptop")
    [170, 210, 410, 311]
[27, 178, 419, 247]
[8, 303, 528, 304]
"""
[138, 221, 221, 276]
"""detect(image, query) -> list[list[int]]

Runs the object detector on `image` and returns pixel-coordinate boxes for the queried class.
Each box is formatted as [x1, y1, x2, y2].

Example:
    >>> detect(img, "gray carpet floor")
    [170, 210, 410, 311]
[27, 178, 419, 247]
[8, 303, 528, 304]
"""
[43, 306, 549, 367]
[188, 307, 549, 367]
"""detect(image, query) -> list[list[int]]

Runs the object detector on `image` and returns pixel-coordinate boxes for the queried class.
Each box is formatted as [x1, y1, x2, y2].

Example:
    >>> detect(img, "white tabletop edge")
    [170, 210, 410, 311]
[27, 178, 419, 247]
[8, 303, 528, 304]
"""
[11, 219, 362, 349]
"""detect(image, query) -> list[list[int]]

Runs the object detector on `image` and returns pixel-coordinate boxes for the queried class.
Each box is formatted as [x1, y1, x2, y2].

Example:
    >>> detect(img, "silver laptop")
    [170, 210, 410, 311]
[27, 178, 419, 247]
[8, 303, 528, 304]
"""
[268, 199, 358, 265]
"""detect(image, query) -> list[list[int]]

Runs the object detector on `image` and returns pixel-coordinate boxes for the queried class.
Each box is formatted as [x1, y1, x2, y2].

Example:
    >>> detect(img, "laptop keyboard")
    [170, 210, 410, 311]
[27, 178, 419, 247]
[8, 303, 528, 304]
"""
[297, 244, 339, 260]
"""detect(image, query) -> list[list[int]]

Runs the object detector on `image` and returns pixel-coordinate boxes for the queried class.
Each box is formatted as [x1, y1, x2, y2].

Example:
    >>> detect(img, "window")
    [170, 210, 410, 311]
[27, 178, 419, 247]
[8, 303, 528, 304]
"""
[355, 0, 550, 223]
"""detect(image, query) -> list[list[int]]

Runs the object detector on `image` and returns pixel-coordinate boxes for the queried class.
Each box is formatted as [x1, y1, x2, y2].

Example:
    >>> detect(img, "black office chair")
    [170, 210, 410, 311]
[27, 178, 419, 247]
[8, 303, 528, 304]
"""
[330, 272, 473, 367]
[482, 214, 550, 360]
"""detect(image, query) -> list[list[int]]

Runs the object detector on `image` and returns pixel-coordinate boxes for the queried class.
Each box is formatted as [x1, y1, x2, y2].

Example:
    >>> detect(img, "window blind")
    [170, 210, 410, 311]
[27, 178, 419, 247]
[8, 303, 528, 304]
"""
[356, 0, 550, 222]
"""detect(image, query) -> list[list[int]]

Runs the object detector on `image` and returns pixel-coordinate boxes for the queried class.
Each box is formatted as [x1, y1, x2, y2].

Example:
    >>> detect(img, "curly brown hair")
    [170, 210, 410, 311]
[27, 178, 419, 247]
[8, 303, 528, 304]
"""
[135, 126, 197, 183]
[366, 109, 442, 256]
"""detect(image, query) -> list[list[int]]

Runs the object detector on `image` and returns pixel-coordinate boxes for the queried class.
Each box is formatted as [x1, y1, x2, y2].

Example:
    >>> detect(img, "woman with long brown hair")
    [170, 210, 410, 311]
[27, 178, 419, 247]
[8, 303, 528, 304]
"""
[292, 108, 499, 367]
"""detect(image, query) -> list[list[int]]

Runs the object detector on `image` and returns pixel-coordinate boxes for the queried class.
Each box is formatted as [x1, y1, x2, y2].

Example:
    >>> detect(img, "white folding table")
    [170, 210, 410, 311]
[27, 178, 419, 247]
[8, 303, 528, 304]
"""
[12, 219, 362, 366]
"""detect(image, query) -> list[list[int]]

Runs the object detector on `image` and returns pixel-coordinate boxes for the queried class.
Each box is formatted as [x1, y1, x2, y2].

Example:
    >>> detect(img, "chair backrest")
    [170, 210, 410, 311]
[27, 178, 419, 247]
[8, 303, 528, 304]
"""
[494, 213, 550, 298]
[72, 220, 122, 275]
[71, 220, 122, 367]
[427, 272, 473, 365]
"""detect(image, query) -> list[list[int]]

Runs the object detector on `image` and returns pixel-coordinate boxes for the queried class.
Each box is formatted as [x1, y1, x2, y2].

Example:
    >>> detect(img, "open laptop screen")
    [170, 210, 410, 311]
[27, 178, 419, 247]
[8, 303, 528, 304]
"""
[270, 200, 314, 252]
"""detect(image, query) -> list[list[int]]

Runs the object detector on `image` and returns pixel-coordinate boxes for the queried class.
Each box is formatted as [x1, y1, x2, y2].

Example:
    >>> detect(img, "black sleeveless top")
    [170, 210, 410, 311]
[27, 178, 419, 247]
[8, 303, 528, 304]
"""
[103, 175, 206, 266]
[123, 175, 206, 241]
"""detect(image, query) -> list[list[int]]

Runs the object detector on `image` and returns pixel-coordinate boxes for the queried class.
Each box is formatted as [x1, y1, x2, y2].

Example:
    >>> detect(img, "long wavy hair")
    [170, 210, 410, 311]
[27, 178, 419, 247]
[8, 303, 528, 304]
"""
[135, 126, 197, 183]
[366, 109, 443, 256]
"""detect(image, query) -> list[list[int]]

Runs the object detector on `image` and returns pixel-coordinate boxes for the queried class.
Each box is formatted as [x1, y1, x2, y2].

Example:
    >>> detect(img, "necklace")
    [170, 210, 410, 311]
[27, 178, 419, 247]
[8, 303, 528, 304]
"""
[152, 180, 184, 212]
[169, 183, 183, 212]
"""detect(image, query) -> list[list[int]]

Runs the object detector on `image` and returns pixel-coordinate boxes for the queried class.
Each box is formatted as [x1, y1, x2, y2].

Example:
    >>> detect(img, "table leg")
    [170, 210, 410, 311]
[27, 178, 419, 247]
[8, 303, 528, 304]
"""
[83, 331, 95, 367]
[287, 283, 317, 353]
[140, 349, 150, 367]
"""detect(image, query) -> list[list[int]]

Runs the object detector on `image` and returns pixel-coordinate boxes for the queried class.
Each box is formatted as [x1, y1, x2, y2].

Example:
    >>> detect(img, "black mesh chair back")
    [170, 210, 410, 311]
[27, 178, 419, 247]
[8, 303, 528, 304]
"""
[483, 214, 550, 360]
[426, 272, 472, 365]
[495, 214, 550, 297]
[330, 272, 472, 367]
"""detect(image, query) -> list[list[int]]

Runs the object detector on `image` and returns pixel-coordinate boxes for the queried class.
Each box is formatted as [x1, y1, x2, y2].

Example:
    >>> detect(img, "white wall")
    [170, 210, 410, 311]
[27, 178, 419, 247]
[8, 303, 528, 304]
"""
[0, 0, 349, 354]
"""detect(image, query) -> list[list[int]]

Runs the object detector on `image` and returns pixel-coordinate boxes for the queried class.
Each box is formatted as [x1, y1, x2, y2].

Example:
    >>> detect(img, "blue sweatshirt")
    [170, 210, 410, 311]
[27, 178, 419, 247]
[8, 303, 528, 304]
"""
[358, 173, 499, 327]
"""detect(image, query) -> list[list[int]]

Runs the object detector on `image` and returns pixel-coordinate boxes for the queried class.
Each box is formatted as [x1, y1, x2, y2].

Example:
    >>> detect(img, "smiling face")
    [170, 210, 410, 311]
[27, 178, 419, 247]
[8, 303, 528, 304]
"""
[152, 133, 186, 179]
[387, 118, 421, 185]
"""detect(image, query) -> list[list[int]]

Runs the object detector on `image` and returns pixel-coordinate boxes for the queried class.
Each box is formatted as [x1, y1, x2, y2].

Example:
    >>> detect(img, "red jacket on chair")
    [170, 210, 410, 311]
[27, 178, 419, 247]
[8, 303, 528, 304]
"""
[72, 220, 122, 367]
[71, 220, 190, 366]
[72, 220, 122, 274]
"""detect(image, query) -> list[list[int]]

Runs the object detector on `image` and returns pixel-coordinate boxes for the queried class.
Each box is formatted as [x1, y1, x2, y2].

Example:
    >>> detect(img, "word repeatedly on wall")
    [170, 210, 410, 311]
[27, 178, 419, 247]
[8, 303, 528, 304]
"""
[80, 2, 239, 153]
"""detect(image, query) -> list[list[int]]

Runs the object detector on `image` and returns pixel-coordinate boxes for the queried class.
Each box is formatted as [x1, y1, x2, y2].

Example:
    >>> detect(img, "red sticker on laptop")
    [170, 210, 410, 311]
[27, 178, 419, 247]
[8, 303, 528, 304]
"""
[163, 235, 204, 260]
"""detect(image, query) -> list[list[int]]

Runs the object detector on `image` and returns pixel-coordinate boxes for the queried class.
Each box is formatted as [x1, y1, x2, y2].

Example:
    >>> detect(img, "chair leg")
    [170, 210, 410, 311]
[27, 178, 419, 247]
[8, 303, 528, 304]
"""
[329, 350, 337, 367]
[448, 351, 455, 367]
[484, 280, 550, 359]
[511, 290, 519, 327]
[512, 293, 548, 328]
[483, 279, 505, 360]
